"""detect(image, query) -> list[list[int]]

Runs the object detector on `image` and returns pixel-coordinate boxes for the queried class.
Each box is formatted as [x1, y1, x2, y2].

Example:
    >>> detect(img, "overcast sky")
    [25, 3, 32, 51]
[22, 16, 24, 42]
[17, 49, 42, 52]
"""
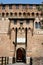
[0, 0, 43, 4]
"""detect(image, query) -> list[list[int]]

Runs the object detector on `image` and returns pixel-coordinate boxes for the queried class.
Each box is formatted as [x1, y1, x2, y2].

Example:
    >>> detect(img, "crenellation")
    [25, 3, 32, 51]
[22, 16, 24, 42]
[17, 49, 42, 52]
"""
[0, 3, 43, 64]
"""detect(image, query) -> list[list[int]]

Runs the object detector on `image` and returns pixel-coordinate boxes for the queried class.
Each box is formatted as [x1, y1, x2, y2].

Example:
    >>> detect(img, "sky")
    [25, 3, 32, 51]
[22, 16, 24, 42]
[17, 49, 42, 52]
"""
[0, 0, 43, 4]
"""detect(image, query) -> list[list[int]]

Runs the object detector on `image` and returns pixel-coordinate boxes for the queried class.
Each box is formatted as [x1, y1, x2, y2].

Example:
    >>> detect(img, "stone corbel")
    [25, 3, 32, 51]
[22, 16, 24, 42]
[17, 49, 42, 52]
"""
[27, 27, 33, 36]
[17, 27, 25, 34]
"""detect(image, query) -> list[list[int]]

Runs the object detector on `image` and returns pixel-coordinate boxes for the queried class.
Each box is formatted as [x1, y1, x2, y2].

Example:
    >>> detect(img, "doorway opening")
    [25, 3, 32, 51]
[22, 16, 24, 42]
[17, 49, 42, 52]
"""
[16, 48, 26, 63]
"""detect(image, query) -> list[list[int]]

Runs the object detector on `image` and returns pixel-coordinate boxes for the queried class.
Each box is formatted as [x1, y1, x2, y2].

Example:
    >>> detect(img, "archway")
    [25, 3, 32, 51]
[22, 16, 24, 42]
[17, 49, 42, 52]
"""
[16, 48, 26, 63]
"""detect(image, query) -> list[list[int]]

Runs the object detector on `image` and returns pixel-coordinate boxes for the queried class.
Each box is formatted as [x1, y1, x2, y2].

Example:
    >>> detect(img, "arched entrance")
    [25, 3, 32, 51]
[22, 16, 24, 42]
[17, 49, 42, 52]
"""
[16, 48, 26, 63]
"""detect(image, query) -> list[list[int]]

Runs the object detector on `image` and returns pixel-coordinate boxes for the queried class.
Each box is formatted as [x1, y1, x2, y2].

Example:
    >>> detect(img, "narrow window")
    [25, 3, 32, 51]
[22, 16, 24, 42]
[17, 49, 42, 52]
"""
[2, 5, 5, 10]
[9, 5, 12, 9]
[16, 5, 19, 9]
[35, 22, 38, 28]
[35, 22, 41, 29]
[29, 5, 33, 9]
[22, 5, 26, 9]
[26, 20, 29, 24]
[14, 20, 17, 24]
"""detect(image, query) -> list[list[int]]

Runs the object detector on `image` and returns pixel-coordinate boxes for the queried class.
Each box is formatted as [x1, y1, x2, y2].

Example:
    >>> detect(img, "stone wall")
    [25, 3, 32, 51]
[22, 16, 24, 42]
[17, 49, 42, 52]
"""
[32, 57, 43, 65]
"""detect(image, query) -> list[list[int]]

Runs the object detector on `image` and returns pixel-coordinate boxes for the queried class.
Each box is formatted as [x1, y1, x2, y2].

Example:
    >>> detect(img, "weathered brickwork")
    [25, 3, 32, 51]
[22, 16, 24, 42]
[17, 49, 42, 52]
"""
[0, 4, 43, 63]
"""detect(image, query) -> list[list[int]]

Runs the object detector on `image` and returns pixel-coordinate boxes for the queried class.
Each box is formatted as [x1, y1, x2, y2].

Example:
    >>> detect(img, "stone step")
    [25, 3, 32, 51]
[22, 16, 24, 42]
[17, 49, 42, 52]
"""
[7, 63, 28, 65]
